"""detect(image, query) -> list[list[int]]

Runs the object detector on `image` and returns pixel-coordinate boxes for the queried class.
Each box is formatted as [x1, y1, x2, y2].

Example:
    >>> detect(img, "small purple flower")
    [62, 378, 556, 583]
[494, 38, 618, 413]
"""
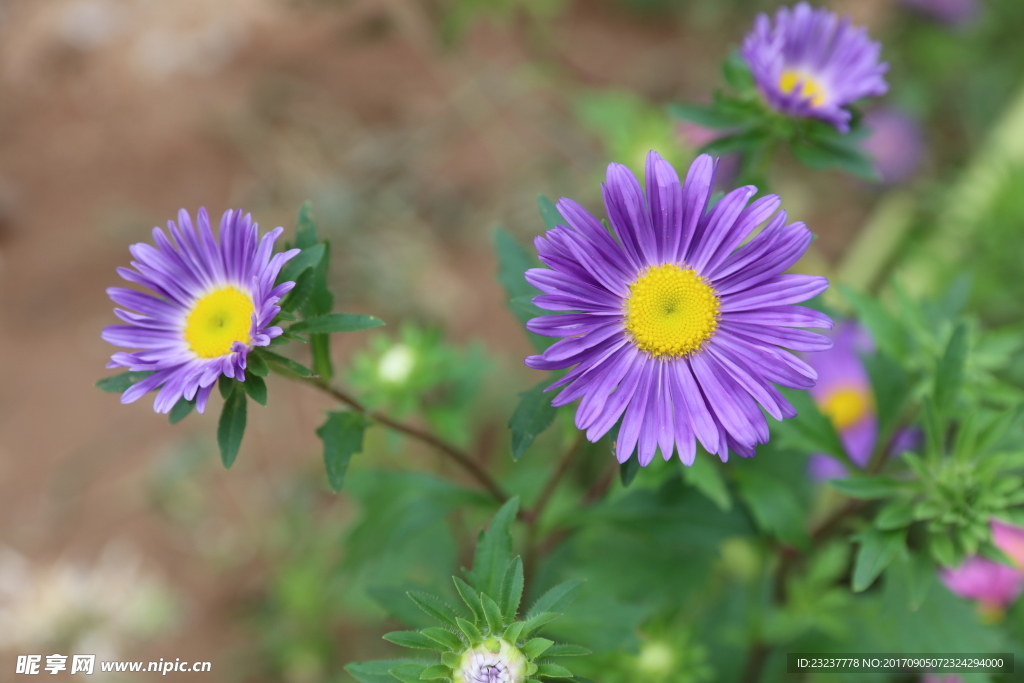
[806, 322, 875, 480]
[939, 555, 1024, 612]
[900, 0, 979, 26]
[741, 2, 888, 132]
[862, 108, 925, 184]
[526, 151, 833, 466]
[102, 208, 299, 414]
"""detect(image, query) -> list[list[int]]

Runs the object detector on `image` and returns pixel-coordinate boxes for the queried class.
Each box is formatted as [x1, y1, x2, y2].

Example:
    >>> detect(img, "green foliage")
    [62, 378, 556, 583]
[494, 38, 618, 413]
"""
[95, 370, 153, 393]
[509, 381, 558, 461]
[316, 411, 369, 492]
[216, 381, 247, 468]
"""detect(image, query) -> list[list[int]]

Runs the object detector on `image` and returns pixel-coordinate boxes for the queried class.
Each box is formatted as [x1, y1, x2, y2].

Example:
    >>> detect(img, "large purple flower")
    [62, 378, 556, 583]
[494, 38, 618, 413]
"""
[102, 208, 300, 414]
[525, 151, 833, 466]
[741, 2, 888, 132]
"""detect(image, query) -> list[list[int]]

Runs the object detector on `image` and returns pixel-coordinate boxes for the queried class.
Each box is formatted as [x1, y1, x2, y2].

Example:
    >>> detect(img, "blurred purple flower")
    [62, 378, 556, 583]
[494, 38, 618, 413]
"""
[862, 108, 925, 184]
[939, 556, 1024, 611]
[741, 2, 888, 132]
[900, 0, 979, 26]
[923, 676, 964, 683]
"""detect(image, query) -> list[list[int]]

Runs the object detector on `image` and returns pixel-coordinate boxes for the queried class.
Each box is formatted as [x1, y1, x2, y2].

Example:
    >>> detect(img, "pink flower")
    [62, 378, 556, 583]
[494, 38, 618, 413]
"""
[991, 519, 1024, 569]
[939, 556, 1024, 611]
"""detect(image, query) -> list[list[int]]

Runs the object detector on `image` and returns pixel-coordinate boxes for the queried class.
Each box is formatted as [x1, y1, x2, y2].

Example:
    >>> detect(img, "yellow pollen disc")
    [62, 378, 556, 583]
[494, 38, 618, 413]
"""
[779, 69, 828, 107]
[819, 386, 873, 430]
[183, 287, 255, 359]
[625, 264, 720, 358]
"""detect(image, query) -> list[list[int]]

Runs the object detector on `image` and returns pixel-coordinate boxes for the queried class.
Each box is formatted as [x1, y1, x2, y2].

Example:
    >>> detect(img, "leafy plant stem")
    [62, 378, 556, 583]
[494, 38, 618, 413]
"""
[302, 377, 511, 505]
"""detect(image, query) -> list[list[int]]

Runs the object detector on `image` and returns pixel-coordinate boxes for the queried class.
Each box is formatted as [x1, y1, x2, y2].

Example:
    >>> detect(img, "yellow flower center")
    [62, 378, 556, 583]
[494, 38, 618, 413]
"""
[779, 69, 828, 107]
[183, 286, 255, 358]
[819, 386, 873, 430]
[625, 264, 720, 358]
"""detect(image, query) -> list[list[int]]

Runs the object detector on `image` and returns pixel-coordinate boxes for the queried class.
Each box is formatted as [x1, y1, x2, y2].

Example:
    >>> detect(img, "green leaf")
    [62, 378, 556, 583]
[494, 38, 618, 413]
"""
[277, 243, 326, 287]
[294, 201, 319, 248]
[537, 195, 565, 231]
[316, 411, 368, 492]
[776, 387, 848, 462]
[520, 611, 559, 636]
[383, 631, 445, 651]
[734, 467, 808, 547]
[699, 128, 771, 156]
[527, 579, 584, 618]
[521, 637, 553, 660]
[452, 577, 484, 623]
[242, 374, 268, 406]
[280, 267, 317, 313]
[468, 497, 520, 597]
[503, 621, 525, 645]
[509, 381, 557, 461]
[929, 529, 959, 567]
[95, 370, 153, 393]
[829, 475, 906, 500]
[498, 557, 525, 623]
[246, 351, 269, 377]
[261, 349, 314, 378]
[290, 313, 385, 335]
[418, 664, 450, 681]
[346, 660, 424, 683]
[682, 454, 731, 511]
[456, 617, 483, 645]
[534, 664, 573, 678]
[853, 527, 905, 592]
[544, 644, 591, 657]
[218, 374, 234, 400]
[481, 594, 505, 634]
[420, 627, 464, 651]
[862, 351, 909, 442]
[792, 135, 879, 180]
[441, 653, 461, 669]
[494, 228, 549, 352]
[838, 285, 906, 359]
[893, 549, 935, 610]
[875, 498, 917, 530]
[619, 456, 640, 488]
[391, 664, 429, 683]
[167, 397, 194, 425]
[217, 383, 247, 468]
[722, 50, 754, 91]
[934, 323, 968, 416]
[407, 592, 461, 630]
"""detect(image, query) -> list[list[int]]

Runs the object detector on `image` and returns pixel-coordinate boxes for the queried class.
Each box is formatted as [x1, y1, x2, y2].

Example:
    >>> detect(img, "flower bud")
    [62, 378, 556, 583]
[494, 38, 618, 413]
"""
[453, 639, 527, 683]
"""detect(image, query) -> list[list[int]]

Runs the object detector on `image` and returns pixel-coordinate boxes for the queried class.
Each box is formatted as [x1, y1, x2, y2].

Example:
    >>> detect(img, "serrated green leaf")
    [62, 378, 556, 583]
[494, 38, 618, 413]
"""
[346, 660, 423, 683]
[853, 527, 905, 592]
[390, 663, 430, 683]
[421, 627, 464, 651]
[503, 621, 525, 645]
[453, 577, 484, 623]
[291, 313, 385, 335]
[521, 637, 553, 660]
[509, 382, 557, 461]
[261, 349, 314, 378]
[527, 580, 584, 619]
[316, 411, 368, 492]
[828, 475, 906, 500]
[383, 631, 445, 651]
[544, 644, 591, 657]
[520, 611, 559, 637]
[535, 663, 573, 679]
[683, 454, 731, 511]
[498, 557, 525, 623]
[456, 617, 482, 645]
[935, 323, 968, 416]
[242, 374, 268, 406]
[481, 594, 504, 634]
[217, 383, 247, 468]
[468, 497, 520, 597]
[408, 592, 461, 630]
[95, 370, 153, 393]
[418, 664, 450, 681]
[167, 397, 194, 425]
[537, 195, 565, 231]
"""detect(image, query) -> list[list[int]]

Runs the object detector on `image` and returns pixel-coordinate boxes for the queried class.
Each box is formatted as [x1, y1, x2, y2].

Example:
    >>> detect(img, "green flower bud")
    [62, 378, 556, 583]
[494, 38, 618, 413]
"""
[452, 639, 527, 683]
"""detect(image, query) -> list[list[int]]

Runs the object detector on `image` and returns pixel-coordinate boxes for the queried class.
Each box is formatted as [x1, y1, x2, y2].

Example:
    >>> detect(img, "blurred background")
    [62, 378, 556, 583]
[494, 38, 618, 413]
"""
[1, 0, 1023, 680]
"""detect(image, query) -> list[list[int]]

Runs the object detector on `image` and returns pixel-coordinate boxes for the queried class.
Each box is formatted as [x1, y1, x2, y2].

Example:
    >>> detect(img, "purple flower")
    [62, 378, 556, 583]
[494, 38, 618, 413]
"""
[900, 0, 979, 26]
[939, 555, 1024, 612]
[102, 208, 299, 414]
[741, 2, 888, 132]
[525, 151, 833, 466]
[862, 108, 925, 184]
[805, 322, 877, 480]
